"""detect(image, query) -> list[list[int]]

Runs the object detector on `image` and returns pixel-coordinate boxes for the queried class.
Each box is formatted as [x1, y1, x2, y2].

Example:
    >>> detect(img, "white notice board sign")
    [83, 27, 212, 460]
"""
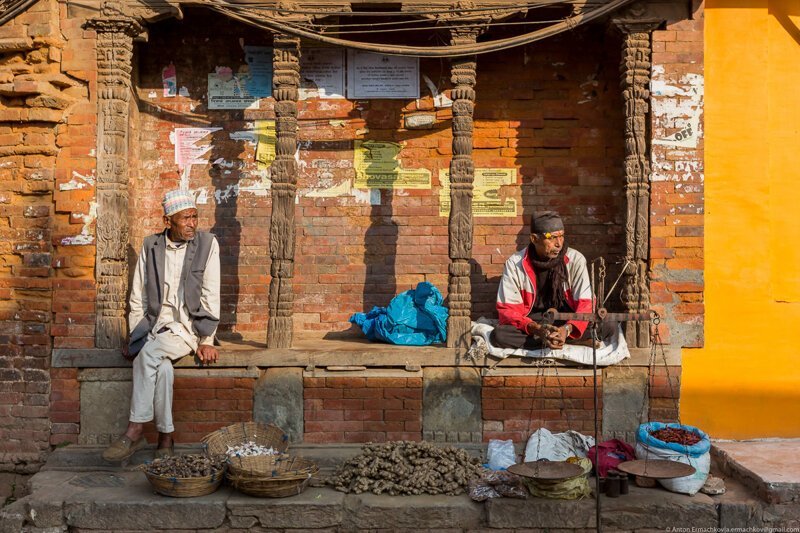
[346, 50, 420, 99]
[300, 48, 346, 99]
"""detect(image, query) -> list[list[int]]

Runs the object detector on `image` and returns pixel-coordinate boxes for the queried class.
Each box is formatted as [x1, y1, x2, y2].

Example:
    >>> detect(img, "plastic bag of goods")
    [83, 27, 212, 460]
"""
[487, 439, 516, 470]
[635, 422, 711, 495]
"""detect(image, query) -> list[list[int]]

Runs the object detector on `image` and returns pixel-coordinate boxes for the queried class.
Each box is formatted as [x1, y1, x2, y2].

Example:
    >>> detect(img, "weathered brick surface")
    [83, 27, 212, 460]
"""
[0, 0, 94, 472]
[304, 376, 423, 443]
[649, 17, 705, 348]
[481, 375, 604, 442]
[141, 376, 256, 444]
[648, 365, 682, 422]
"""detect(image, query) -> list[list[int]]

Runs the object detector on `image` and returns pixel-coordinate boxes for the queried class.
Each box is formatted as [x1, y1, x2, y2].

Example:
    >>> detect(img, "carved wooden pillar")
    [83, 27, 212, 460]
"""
[85, 10, 142, 349]
[615, 20, 659, 348]
[447, 28, 480, 351]
[267, 34, 300, 348]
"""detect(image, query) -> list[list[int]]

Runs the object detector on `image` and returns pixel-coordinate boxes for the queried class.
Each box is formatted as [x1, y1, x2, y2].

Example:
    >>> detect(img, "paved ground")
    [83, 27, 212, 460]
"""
[713, 439, 800, 504]
[2, 441, 799, 532]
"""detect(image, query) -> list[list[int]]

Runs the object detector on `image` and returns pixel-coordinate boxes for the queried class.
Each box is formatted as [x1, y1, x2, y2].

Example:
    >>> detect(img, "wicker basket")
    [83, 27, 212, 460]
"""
[227, 455, 319, 498]
[202, 422, 289, 457]
[144, 468, 225, 498]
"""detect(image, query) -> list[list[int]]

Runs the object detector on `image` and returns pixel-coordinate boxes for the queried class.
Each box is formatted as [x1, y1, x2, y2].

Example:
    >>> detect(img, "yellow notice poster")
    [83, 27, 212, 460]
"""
[354, 140, 431, 189]
[255, 120, 276, 170]
[439, 168, 518, 217]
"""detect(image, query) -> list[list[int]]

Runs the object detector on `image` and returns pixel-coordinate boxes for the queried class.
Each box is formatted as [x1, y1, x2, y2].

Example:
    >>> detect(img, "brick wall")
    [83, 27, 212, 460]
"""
[648, 16, 705, 348]
[482, 375, 602, 442]
[0, 0, 93, 472]
[146, 376, 256, 444]
[648, 365, 681, 422]
[130, 11, 627, 339]
[303, 376, 423, 443]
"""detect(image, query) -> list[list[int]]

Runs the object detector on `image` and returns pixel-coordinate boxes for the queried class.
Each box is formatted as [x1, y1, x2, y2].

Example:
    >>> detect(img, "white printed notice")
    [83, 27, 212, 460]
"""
[346, 50, 419, 99]
[173, 127, 221, 168]
[300, 48, 345, 99]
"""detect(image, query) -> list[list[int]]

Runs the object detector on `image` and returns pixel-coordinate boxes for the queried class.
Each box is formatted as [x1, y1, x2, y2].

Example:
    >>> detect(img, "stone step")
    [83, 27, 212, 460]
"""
[5, 467, 725, 532]
[712, 439, 800, 504]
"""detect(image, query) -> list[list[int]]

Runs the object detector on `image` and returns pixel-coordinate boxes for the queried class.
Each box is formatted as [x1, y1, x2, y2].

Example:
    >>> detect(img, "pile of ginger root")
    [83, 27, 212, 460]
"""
[330, 441, 483, 496]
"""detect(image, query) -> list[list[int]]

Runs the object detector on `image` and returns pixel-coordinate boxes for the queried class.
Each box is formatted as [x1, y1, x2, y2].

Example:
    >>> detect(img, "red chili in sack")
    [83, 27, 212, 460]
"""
[650, 427, 701, 445]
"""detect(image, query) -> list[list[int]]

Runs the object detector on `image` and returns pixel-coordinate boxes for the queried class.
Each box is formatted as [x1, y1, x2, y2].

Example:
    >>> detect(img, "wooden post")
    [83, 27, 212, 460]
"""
[446, 28, 479, 351]
[85, 7, 142, 349]
[615, 20, 659, 348]
[267, 34, 301, 348]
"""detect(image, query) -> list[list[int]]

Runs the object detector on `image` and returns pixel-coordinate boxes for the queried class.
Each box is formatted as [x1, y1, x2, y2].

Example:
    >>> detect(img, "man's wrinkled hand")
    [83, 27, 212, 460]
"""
[196, 344, 219, 365]
[121, 344, 136, 362]
[545, 325, 567, 350]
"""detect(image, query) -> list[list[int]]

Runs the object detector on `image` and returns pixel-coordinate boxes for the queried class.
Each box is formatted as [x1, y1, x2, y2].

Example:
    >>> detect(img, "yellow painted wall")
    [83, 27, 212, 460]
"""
[681, 0, 800, 438]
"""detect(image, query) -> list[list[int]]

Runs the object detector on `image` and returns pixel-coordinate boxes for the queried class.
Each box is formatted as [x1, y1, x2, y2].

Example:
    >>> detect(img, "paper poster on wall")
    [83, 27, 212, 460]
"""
[347, 50, 420, 99]
[173, 127, 222, 168]
[243, 45, 273, 98]
[354, 140, 431, 189]
[300, 48, 345, 99]
[255, 119, 276, 170]
[439, 168, 518, 217]
[162, 63, 177, 97]
[208, 66, 259, 110]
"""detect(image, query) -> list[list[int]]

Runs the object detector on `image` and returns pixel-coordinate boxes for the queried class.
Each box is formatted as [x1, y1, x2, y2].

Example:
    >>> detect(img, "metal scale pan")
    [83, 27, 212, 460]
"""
[616, 459, 696, 480]
[508, 461, 585, 481]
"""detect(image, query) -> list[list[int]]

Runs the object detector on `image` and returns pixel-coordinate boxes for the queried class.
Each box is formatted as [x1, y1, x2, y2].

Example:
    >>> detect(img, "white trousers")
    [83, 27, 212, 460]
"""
[129, 330, 192, 433]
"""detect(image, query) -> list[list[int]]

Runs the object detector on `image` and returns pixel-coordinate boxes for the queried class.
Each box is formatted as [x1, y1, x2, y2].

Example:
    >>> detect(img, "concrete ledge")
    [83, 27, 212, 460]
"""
[53, 345, 676, 369]
[713, 440, 800, 504]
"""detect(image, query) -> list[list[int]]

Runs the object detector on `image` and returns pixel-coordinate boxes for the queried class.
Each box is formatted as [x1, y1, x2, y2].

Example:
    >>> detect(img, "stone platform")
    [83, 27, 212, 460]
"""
[3, 442, 800, 532]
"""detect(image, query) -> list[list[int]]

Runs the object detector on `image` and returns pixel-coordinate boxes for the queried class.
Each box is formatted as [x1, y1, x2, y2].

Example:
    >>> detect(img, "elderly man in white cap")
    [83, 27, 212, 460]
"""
[102, 189, 220, 462]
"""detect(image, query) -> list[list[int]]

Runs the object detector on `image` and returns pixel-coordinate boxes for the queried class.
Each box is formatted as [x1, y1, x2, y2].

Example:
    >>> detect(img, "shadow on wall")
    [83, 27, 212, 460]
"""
[363, 188, 398, 313]
[208, 127, 244, 341]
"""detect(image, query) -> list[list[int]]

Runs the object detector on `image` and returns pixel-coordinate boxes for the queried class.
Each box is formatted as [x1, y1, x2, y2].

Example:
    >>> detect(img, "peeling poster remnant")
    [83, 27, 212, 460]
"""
[172, 127, 221, 169]
[61, 202, 97, 245]
[255, 120, 276, 170]
[162, 63, 177, 97]
[354, 140, 431, 189]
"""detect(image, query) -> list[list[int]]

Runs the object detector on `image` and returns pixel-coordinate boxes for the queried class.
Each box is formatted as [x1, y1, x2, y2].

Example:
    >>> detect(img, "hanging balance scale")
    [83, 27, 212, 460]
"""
[508, 460, 585, 481]
[615, 458, 695, 480]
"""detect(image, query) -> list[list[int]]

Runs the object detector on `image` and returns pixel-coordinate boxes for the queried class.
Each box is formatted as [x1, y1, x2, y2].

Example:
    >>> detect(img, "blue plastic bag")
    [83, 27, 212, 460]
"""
[637, 421, 711, 457]
[349, 282, 448, 346]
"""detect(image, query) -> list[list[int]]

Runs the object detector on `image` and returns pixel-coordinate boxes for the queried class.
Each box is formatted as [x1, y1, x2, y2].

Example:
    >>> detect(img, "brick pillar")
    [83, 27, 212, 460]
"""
[614, 20, 660, 348]
[84, 9, 142, 349]
[267, 34, 300, 348]
[446, 28, 479, 351]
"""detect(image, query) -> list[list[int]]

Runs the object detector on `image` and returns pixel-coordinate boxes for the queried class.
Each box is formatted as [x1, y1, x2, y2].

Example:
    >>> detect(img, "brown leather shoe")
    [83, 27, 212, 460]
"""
[102, 435, 147, 463]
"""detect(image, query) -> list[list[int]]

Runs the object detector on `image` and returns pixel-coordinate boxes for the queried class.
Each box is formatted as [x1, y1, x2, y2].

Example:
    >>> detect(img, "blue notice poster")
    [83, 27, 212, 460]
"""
[243, 45, 273, 98]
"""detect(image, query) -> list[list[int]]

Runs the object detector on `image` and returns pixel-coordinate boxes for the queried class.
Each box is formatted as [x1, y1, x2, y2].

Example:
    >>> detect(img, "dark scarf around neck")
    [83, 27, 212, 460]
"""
[528, 243, 569, 310]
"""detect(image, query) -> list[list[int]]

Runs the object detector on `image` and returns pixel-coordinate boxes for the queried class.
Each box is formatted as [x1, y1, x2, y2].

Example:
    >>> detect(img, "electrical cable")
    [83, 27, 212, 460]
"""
[205, 0, 636, 58]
